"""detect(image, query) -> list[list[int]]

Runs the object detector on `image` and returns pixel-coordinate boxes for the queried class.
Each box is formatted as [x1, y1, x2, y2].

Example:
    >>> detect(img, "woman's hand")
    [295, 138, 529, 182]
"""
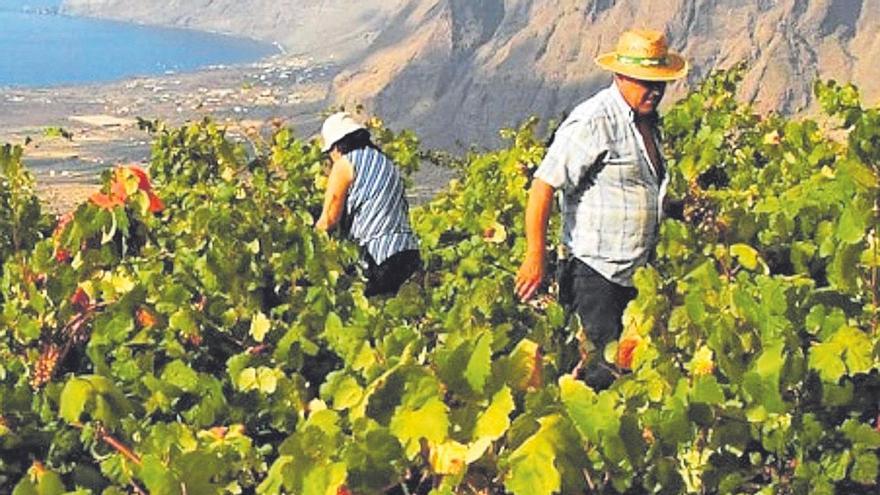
[316, 154, 354, 232]
[315, 215, 329, 231]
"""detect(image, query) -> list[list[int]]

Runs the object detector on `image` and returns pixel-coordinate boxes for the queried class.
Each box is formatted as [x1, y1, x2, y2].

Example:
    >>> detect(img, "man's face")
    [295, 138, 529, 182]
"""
[616, 75, 667, 116]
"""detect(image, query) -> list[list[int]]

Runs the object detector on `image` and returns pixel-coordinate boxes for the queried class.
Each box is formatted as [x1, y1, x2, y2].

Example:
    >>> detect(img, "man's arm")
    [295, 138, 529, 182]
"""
[315, 158, 354, 231]
[515, 178, 555, 301]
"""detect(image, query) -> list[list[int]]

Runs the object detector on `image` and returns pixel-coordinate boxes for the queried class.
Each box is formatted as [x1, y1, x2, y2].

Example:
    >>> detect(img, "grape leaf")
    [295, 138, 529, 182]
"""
[390, 397, 449, 458]
[504, 415, 564, 495]
[250, 311, 271, 343]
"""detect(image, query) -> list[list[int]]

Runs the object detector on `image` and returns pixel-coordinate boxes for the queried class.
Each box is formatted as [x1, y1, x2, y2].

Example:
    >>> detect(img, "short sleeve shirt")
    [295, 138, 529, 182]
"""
[534, 83, 668, 287]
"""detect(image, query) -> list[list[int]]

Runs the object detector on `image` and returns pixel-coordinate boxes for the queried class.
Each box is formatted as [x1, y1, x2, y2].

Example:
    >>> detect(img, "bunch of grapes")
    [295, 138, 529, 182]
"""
[683, 183, 724, 240]
[30, 342, 61, 389]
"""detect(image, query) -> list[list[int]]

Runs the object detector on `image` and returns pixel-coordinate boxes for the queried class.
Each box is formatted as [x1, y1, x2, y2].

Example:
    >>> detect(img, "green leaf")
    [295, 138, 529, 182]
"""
[344, 427, 405, 493]
[691, 375, 724, 405]
[810, 326, 875, 382]
[139, 454, 181, 495]
[730, 244, 764, 271]
[504, 415, 563, 495]
[506, 338, 541, 391]
[169, 309, 197, 334]
[38, 471, 65, 495]
[302, 462, 346, 495]
[161, 360, 200, 392]
[11, 478, 37, 495]
[92, 310, 134, 345]
[390, 397, 449, 458]
[851, 452, 879, 485]
[249, 311, 271, 343]
[558, 375, 597, 440]
[473, 386, 514, 442]
[12, 468, 66, 495]
[465, 332, 492, 394]
[837, 203, 870, 244]
[59, 378, 93, 424]
[842, 419, 880, 448]
[834, 326, 874, 375]
[320, 372, 364, 411]
[237, 367, 281, 394]
[558, 375, 619, 443]
[828, 242, 863, 293]
[822, 450, 851, 482]
[257, 456, 292, 495]
[17, 317, 41, 343]
[809, 341, 846, 383]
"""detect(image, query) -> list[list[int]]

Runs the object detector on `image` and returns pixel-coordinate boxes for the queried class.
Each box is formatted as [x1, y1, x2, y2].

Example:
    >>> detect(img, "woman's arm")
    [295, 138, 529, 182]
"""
[315, 157, 354, 231]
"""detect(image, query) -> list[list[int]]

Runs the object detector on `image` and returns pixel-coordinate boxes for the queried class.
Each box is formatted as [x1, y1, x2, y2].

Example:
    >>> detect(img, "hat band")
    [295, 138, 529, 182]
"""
[616, 54, 668, 67]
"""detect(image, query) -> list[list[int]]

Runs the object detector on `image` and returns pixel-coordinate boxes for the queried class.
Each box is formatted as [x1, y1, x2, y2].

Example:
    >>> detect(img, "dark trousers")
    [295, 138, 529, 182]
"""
[558, 258, 638, 390]
[364, 250, 422, 297]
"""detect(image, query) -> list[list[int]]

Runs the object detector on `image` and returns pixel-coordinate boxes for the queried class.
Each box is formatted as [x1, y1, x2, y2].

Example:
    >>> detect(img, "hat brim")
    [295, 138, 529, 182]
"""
[595, 52, 688, 81]
[320, 126, 366, 153]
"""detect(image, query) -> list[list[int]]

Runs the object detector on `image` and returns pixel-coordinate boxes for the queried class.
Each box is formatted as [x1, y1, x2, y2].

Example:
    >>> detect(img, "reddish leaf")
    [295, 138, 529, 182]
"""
[89, 192, 124, 210]
[147, 192, 165, 213]
[126, 165, 154, 192]
[54, 249, 71, 263]
[617, 338, 639, 370]
[136, 307, 157, 329]
[70, 287, 91, 311]
[110, 172, 128, 202]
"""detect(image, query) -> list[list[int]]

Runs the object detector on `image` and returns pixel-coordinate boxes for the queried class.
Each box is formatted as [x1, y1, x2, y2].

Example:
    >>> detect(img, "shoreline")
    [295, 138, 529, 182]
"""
[1, 55, 453, 215]
[1, 54, 338, 213]
[2, 6, 455, 215]
[54, 4, 293, 56]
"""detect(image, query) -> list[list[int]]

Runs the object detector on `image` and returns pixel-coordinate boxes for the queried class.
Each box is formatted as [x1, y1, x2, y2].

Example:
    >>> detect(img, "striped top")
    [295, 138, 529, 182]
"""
[344, 147, 419, 266]
[534, 82, 668, 287]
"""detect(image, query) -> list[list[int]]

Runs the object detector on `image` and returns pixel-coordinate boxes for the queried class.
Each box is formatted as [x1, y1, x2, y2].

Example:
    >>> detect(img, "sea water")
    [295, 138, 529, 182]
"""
[0, 1, 277, 87]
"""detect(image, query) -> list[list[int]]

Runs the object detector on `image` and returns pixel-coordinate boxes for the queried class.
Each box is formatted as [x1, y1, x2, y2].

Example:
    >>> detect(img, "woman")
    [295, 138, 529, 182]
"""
[315, 112, 421, 296]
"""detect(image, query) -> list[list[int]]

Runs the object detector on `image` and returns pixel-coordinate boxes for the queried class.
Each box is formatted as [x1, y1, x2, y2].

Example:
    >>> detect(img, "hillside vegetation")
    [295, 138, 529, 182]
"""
[62, 0, 880, 148]
[1, 69, 879, 494]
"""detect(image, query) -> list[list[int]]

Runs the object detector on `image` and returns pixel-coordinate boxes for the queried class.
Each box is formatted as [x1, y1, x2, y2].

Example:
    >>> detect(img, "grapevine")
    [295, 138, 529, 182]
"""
[0, 68, 879, 494]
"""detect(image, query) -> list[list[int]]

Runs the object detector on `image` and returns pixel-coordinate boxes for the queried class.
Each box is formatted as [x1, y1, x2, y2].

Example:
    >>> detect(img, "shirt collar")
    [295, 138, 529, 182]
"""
[608, 81, 660, 124]
[608, 81, 633, 118]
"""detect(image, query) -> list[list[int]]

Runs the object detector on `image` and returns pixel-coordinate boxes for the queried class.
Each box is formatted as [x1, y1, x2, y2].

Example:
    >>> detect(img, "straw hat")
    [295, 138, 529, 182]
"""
[320, 112, 366, 152]
[595, 29, 688, 81]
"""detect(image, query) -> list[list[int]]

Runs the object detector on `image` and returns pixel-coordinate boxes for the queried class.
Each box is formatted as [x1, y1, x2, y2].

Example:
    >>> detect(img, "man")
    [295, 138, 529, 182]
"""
[515, 29, 688, 389]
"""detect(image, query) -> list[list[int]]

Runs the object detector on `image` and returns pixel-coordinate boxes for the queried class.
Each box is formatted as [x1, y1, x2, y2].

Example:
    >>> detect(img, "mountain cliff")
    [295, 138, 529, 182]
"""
[59, 0, 408, 63]
[61, 0, 880, 148]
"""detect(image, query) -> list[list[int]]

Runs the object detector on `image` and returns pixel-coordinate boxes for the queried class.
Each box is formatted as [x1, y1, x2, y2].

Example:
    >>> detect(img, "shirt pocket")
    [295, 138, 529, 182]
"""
[604, 148, 640, 167]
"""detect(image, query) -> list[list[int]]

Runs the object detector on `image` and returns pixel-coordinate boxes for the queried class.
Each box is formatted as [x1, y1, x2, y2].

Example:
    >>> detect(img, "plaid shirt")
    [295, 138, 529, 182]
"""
[534, 83, 668, 287]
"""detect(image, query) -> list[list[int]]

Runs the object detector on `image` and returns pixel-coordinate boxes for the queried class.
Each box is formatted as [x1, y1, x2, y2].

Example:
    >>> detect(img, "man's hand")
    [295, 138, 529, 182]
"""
[515, 251, 545, 301]
[515, 178, 555, 302]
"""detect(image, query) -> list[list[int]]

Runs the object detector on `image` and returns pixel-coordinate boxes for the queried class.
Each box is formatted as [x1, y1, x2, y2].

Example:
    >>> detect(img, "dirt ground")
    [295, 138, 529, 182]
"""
[1, 54, 453, 215]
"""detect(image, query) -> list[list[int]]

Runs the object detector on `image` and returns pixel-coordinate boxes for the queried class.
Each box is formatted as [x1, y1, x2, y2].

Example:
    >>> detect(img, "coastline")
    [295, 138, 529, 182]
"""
[1, 53, 338, 214]
[3, 7, 454, 215]
[54, 7, 290, 58]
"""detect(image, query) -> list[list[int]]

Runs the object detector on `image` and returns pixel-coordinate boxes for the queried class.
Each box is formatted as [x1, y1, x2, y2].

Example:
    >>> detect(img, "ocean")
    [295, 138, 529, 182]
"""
[0, 1, 277, 87]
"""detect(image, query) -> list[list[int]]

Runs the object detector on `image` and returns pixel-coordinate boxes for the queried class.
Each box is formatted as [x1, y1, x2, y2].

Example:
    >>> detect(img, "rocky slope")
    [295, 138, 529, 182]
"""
[62, 0, 880, 148]
[60, 0, 409, 63]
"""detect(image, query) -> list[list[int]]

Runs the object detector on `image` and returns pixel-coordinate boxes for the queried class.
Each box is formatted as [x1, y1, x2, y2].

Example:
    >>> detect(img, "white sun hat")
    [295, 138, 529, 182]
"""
[320, 112, 366, 153]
